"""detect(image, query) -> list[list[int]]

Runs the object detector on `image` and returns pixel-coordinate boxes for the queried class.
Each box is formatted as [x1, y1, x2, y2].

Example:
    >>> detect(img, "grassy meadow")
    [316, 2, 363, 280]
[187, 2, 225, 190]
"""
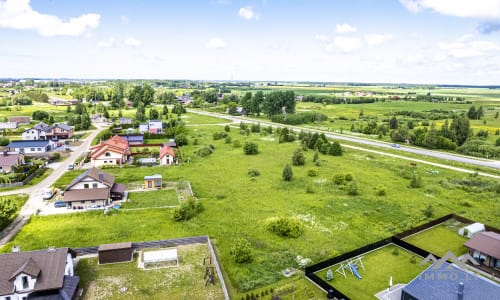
[3, 124, 499, 298]
[122, 189, 179, 208]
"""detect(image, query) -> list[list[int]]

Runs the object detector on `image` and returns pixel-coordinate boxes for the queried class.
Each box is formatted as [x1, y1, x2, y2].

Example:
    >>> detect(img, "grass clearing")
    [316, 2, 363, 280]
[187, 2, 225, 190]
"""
[315, 245, 428, 300]
[403, 222, 469, 257]
[0, 194, 29, 231]
[122, 189, 179, 208]
[77, 243, 225, 300]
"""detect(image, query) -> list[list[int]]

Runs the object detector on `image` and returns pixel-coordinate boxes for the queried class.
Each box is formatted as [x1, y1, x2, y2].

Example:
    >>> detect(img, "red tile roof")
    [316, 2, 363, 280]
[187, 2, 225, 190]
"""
[90, 135, 130, 159]
[159, 145, 175, 159]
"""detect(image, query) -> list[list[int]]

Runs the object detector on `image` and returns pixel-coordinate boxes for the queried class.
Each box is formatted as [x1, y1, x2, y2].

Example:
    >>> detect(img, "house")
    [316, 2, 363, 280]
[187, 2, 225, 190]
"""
[401, 262, 500, 300]
[159, 144, 176, 166]
[0, 122, 18, 130]
[62, 167, 126, 209]
[118, 134, 144, 145]
[8, 116, 30, 125]
[0, 247, 79, 300]
[51, 123, 73, 140]
[7, 140, 53, 155]
[119, 118, 133, 125]
[139, 120, 163, 134]
[464, 231, 500, 275]
[176, 94, 193, 105]
[89, 135, 130, 167]
[91, 113, 106, 123]
[0, 152, 24, 174]
[22, 123, 73, 141]
[144, 174, 162, 189]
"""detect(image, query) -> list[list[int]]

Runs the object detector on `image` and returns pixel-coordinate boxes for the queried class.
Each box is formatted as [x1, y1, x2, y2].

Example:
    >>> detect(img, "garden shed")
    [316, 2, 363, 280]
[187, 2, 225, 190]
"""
[458, 223, 485, 238]
[144, 174, 162, 189]
[143, 248, 178, 269]
[98, 242, 133, 264]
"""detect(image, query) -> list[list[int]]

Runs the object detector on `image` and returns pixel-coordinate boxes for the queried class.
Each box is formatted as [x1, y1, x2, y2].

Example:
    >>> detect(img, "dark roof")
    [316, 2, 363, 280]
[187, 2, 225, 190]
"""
[10, 257, 41, 279]
[165, 141, 177, 147]
[62, 188, 109, 202]
[98, 242, 132, 252]
[0, 153, 22, 167]
[118, 134, 144, 142]
[53, 123, 72, 131]
[33, 122, 52, 132]
[464, 231, 500, 258]
[7, 140, 50, 148]
[402, 262, 500, 300]
[0, 248, 69, 296]
[111, 183, 126, 194]
[27, 275, 80, 300]
[65, 167, 115, 190]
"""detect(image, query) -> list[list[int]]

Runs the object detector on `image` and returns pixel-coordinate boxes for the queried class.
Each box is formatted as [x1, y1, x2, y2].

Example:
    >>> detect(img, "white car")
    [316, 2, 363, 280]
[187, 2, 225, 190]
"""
[42, 188, 55, 200]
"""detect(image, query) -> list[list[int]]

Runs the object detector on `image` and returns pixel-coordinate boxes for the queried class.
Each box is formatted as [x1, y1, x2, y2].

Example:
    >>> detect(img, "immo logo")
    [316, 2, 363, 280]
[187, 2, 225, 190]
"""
[421, 251, 480, 269]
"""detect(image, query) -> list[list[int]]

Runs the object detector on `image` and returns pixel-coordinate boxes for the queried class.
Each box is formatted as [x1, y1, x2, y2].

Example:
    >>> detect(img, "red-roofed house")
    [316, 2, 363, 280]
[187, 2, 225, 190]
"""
[90, 135, 131, 167]
[159, 144, 176, 166]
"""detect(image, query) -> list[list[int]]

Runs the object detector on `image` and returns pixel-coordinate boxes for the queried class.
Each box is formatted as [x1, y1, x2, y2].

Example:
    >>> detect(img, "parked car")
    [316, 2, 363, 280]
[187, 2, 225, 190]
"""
[391, 144, 400, 148]
[42, 188, 55, 200]
[67, 164, 74, 170]
[54, 201, 66, 208]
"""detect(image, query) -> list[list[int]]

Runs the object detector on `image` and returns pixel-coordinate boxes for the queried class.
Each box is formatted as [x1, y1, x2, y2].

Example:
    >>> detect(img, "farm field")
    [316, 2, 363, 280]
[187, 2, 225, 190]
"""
[3, 124, 499, 298]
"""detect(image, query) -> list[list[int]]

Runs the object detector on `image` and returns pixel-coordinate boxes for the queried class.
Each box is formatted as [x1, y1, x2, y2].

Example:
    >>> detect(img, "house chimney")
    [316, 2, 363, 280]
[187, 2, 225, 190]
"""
[12, 245, 20, 253]
[98, 172, 104, 182]
[457, 282, 464, 300]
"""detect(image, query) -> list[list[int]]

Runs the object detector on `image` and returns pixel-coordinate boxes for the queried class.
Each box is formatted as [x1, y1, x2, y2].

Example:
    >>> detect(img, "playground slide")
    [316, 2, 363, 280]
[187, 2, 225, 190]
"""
[350, 264, 362, 279]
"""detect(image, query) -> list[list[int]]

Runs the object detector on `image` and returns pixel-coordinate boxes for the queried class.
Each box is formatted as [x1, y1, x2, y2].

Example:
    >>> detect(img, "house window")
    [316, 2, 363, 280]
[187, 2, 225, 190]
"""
[80, 201, 85, 204]
[31, 148, 35, 151]
[93, 183, 98, 188]
[105, 152, 111, 157]
[6, 296, 11, 300]
[148, 181, 152, 188]
[37, 148, 42, 151]
[84, 184, 89, 189]
[91, 200, 96, 203]
[22, 276, 29, 289]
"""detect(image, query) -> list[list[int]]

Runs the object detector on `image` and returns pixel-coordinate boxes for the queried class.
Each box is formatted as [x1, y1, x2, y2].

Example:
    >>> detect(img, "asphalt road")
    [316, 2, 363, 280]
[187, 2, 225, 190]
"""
[188, 109, 500, 175]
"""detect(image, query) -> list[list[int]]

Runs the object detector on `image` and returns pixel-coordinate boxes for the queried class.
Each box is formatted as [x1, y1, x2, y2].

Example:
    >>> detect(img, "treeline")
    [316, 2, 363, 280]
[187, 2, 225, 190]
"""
[270, 112, 328, 125]
[394, 109, 457, 120]
[302, 95, 377, 104]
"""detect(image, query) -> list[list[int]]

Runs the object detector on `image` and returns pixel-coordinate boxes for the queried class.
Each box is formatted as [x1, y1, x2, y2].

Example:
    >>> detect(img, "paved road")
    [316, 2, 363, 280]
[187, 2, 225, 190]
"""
[188, 109, 500, 176]
[0, 124, 106, 247]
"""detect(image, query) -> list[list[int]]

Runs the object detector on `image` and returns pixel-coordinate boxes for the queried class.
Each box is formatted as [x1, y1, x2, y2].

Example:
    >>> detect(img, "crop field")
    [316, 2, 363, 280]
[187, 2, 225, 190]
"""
[3, 123, 498, 298]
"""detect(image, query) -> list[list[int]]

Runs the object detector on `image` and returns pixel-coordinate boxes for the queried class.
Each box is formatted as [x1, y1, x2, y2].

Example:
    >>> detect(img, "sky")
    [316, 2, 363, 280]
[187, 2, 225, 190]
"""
[1, 0, 500, 85]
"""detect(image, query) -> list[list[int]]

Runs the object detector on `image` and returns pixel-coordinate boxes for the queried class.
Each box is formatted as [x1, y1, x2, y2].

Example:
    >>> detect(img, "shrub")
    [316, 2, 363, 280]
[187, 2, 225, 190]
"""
[233, 140, 242, 148]
[332, 174, 345, 185]
[247, 168, 260, 177]
[410, 256, 417, 264]
[213, 132, 228, 140]
[313, 151, 319, 162]
[0, 137, 9, 146]
[306, 185, 315, 194]
[224, 124, 230, 132]
[423, 204, 434, 218]
[225, 136, 232, 144]
[291, 149, 305, 166]
[195, 145, 213, 157]
[409, 173, 423, 188]
[282, 164, 293, 181]
[251, 123, 260, 132]
[344, 173, 354, 181]
[243, 142, 259, 155]
[172, 197, 203, 221]
[392, 247, 399, 256]
[307, 168, 318, 177]
[175, 133, 188, 146]
[230, 238, 252, 263]
[348, 180, 359, 195]
[267, 217, 304, 238]
[376, 184, 386, 196]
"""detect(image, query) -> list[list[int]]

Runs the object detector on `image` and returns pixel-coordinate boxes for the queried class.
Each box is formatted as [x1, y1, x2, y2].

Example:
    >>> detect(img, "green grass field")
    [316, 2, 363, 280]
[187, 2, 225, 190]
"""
[122, 189, 179, 208]
[315, 245, 428, 300]
[0, 194, 29, 231]
[76, 243, 225, 300]
[403, 222, 469, 257]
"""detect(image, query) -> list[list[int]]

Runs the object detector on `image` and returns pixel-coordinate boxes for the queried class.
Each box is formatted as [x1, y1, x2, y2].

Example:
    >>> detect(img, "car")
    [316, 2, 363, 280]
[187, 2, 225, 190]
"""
[42, 188, 55, 200]
[54, 201, 66, 208]
[391, 144, 400, 148]
[67, 164, 74, 170]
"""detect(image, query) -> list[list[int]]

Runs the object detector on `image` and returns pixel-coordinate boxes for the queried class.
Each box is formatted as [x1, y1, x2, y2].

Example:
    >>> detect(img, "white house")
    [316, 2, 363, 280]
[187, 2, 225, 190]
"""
[159, 144, 176, 166]
[7, 140, 53, 155]
[0, 247, 79, 300]
[139, 120, 163, 134]
[89, 135, 130, 167]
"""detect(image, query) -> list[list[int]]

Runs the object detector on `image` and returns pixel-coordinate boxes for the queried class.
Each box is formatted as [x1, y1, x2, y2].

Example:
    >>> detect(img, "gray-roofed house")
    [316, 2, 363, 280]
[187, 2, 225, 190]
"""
[401, 262, 500, 300]
[62, 167, 126, 209]
[0, 247, 79, 300]
[464, 231, 500, 276]
[0, 152, 25, 174]
[7, 140, 53, 155]
[117, 134, 144, 145]
[119, 118, 133, 125]
[22, 122, 73, 141]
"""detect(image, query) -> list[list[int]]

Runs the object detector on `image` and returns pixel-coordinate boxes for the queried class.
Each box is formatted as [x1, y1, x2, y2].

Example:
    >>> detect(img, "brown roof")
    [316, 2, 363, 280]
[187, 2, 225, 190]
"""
[464, 231, 500, 258]
[65, 167, 115, 190]
[0, 248, 69, 296]
[111, 183, 126, 193]
[8, 116, 30, 124]
[63, 188, 109, 202]
[98, 242, 132, 252]
[0, 153, 22, 168]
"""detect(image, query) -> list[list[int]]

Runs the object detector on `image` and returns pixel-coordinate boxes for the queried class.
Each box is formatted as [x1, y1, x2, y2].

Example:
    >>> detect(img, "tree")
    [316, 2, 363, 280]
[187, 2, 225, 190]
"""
[243, 142, 259, 155]
[450, 116, 471, 146]
[292, 149, 305, 166]
[172, 197, 203, 221]
[32, 110, 49, 121]
[347, 180, 359, 195]
[328, 142, 342, 156]
[162, 105, 169, 116]
[175, 133, 188, 146]
[251, 91, 264, 116]
[142, 83, 155, 106]
[149, 108, 159, 120]
[0, 137, 9, 146]
[136, 103, 146, 122]
[389, 116, 399, 129]
[240, 92, 252, 113]
[282, 164, 293, 181]
[230, 238, 252, 263]
[409, 173, 422, 188]
[0, 199, 17, 228]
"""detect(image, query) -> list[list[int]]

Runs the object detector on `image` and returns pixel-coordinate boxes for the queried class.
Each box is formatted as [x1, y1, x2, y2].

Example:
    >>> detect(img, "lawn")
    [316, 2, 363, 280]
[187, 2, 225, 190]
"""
[315, 244, 428, 300]
[122, 189, 179, 209]
[403, 221, 469, 257]
[76, 243, 225, 300]
[3, 125, 499, 298]
[0, 194, 29, 231]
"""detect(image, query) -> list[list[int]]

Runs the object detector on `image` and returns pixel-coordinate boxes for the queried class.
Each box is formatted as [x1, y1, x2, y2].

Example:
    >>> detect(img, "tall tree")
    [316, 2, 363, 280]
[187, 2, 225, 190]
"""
[450, 116, 471, 146]
[251, 91, 264, 116]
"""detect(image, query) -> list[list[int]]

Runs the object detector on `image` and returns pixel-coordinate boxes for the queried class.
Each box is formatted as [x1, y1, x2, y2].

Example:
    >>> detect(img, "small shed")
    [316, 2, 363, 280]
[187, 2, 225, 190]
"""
[143, 248, 178, 269]
[144, 174, 162, 189]
[458, 223, 485, 238]
[98, 242, 133, 264]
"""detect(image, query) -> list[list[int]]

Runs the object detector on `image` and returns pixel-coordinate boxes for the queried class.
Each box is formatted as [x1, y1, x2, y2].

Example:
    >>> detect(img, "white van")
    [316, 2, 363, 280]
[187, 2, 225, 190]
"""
[42, 188, 55, 200]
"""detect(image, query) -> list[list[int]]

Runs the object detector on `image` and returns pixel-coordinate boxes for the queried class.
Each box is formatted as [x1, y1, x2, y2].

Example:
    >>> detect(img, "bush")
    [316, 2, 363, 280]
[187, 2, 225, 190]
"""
[0, 137, 10, 146]
[306, 185, 315, 194]
[392, 248, 399, 256]
[409, 173, 423, 188]
[344, 173, 354, 181]
[233, 140, 242, 148]
[267, 217, 304, 238]
[173, 197, 203, 221]
[410, 256, 417, 264]
[175, 133, 188, 146]
[348, 180, 359, 195]
[332, 174, 345, 185]
[376, 184, 386, 196]
[247, 168, 260, 177]
[423, 204, 434, 218]
[225, 136, 232, 144]
[243, 142, 259, 155]
[291, 149, 305, 166]
[230, 238, 253, 263]
[282, 164, 293, 181]
[195, 145, 213, 157]
[224, 124, 231, 132]
[213, 132, 228, 140]
[307, 168, 318, 177]
[251, 123, 260, 133]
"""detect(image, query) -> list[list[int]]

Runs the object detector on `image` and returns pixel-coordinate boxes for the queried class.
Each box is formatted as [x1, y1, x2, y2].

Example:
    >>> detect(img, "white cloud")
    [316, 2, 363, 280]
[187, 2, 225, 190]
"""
[124, 38, 142, 47]
[331, 36, 362, 52]
[335, 23, 357, 34]
[238, 6, 258, 20]
[315, 34, 331, 42]
[0, 0, 100, 37]
[399, 0, 500, 19]
[438, 38, 499, 58]
[98, 38, 117, 48]
[206, 37, 226, 49]
[364, 34, 393, 46]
